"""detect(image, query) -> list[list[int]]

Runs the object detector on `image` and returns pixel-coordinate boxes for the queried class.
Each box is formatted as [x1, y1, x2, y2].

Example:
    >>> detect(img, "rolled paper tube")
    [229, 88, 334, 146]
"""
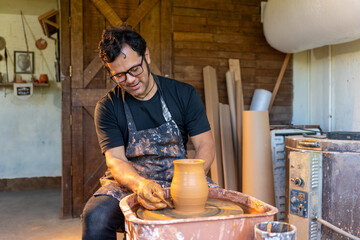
[242, 110, 275, 206]
[250, 89, 272, 111]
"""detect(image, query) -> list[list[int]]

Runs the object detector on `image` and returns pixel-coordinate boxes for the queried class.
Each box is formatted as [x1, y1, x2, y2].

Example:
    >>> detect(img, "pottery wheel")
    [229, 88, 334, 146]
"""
[137, 199, 244, 220]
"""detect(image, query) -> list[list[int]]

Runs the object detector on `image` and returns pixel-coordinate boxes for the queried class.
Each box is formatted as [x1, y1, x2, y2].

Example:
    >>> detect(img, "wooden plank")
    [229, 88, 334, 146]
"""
[72, 107, 84, 217]
[173, 7, 261, 23]
[268, 53, 291, 111]
[126, 0, 160, 27]
[214, 34, 258, 44]
[82, 107, 106, 201]
[173, 23, 262, 36]
[173, 32, 213, 42]
[72, 89, 108, 107]
[83, 106, 95, 119]
[235, 80, 244, 192]
[174, 48, 256, 60]
[71, 0, 84, 89]
[207, 18, 261, 28]
[173, 15, 207, 25]
[150, 62, 161, 76]
[60, 0, 72, 218]
[91, 0, 123, 26]
[229, 59, 241, 82]
[225, 71, 237, 157]
[140, 0, 161, 76]
[84, 160, 106, 200]
[229, 58, 244, 192]
[173, 0, 259, 13]
[203, 66, 223, 188]
[83, 57, 103, 88]
[160, 0, 173, 77]
[174, 41, 255, 53]
[219, 103, 238, 191]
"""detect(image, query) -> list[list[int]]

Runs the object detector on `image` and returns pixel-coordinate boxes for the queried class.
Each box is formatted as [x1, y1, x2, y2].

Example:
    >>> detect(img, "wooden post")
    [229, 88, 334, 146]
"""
[268, 53, 291, 111]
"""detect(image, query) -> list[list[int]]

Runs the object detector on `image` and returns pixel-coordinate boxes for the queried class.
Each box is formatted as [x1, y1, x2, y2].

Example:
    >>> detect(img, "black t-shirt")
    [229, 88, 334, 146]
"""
[94, 75, 210, 154]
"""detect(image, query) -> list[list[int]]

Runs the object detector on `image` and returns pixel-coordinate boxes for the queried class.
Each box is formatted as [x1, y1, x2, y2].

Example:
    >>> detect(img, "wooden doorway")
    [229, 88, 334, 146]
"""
[60, 0, 173, 217]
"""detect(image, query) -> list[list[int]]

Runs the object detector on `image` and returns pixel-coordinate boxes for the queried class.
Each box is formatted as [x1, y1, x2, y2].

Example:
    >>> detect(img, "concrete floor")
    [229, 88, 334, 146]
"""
[0, 189, 124, 240]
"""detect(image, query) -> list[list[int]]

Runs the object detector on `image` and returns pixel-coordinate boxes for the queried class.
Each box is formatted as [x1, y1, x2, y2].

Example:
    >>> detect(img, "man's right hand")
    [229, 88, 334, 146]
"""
[136, 179, 167, 210]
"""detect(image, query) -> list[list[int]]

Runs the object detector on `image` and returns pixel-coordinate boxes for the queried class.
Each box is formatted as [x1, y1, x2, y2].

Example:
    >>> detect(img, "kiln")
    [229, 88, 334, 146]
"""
[286, 135, 360, 239]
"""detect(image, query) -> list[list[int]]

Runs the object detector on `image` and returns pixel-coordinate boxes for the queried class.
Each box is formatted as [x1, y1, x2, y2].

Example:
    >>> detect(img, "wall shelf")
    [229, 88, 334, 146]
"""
[0, 82, 50, 87]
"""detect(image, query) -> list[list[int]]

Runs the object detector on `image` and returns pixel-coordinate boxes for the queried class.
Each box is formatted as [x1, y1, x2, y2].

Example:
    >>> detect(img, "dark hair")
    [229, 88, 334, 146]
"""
[98, 25, 147, 64]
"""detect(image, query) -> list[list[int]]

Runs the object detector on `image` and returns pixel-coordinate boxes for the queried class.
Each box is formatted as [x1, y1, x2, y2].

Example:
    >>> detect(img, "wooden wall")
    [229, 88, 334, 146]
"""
[171, 0, 292, 124]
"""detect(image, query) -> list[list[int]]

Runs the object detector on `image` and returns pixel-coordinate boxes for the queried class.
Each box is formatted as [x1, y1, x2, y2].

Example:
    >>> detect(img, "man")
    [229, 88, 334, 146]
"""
[82, 26, 217, 240]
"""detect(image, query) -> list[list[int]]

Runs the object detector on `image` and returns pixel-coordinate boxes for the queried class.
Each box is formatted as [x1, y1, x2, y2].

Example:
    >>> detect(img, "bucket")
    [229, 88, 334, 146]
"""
[255, 221, 296, 240]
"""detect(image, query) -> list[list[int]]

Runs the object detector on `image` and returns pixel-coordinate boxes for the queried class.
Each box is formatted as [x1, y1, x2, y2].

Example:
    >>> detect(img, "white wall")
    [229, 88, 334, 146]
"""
[293, 39, 360, 132]
[0, 10, 61, 178]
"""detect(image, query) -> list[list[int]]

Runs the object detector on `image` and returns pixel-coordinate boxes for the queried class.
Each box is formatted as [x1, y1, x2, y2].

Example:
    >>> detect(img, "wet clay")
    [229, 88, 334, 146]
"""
[137, 199, 244, 220]
[170, 159, 208, 213]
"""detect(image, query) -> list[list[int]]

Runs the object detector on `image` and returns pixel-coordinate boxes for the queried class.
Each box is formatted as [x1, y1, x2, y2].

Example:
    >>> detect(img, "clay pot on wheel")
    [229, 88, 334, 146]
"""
[170, 159, 208, 213]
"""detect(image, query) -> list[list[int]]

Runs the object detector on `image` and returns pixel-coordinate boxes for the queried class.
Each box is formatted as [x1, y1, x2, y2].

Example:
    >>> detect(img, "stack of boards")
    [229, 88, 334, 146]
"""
[203, 55, 290, 206]
[203, 59, 243, 192]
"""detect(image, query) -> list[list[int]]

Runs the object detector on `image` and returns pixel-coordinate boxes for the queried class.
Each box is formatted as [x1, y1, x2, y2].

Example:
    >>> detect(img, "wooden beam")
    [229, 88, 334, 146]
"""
[72, 89, 108, 107]
[126, 0, 160, 27]
[71, 107, 84, 217]
[71, 0, 84, 88]
[60, 0, 72, 218]
[161, 0, 173, 77]
[91, 0, 123, 26]
[268, 53, 291, 111]
[139, 0, 161, 75]
[83, 57, 103, 88]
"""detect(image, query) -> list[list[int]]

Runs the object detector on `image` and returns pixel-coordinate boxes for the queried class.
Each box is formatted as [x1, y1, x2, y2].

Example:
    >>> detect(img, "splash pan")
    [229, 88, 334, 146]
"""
[137, 198, 244, 220]
[120, 188, 278, 240]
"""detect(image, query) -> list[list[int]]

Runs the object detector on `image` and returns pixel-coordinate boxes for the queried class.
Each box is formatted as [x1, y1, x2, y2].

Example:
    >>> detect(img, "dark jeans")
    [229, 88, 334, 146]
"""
[82, 195, 125, 240]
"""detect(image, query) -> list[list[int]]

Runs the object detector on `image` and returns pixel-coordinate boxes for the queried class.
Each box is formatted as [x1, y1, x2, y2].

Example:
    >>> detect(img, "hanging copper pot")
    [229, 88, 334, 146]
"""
[35, 38, 48, 50]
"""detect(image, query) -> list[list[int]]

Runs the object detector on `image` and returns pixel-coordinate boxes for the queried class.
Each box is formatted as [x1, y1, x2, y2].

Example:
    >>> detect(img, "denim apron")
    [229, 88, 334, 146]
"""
[94, 74, 217, 201]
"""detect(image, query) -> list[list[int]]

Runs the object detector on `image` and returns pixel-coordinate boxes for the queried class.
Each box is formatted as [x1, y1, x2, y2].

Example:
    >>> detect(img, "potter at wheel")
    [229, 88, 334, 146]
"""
[137, 198, 244, 220]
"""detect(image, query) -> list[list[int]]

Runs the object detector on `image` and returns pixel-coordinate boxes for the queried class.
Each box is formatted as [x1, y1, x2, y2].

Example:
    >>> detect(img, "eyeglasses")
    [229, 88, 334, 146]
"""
[110, 56, 144, 83]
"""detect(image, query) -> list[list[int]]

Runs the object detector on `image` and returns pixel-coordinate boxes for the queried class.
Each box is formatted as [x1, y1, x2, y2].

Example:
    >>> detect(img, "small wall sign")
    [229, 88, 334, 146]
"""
[13, 83, 33, 100]
[17, 86, 31, 95]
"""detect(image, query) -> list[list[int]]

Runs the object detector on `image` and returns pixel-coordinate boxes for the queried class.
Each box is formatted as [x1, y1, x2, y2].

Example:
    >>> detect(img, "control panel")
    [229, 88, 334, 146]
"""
[288, 151, 322, 240]
[289, 189, 308, 218]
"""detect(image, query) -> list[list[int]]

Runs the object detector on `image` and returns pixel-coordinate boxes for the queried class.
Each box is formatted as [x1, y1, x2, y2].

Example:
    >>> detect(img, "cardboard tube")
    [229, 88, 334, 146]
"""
[250, 89, 272, 111]
[242, 111, 275, 206]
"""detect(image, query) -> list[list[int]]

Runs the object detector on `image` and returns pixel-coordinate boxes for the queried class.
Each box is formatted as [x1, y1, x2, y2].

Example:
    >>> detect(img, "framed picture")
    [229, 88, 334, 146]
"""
[14, 51, 34, 74]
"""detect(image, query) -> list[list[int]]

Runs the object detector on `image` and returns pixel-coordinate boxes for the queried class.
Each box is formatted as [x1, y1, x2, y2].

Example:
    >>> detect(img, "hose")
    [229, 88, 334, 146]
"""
[314, 216, 360, 240]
